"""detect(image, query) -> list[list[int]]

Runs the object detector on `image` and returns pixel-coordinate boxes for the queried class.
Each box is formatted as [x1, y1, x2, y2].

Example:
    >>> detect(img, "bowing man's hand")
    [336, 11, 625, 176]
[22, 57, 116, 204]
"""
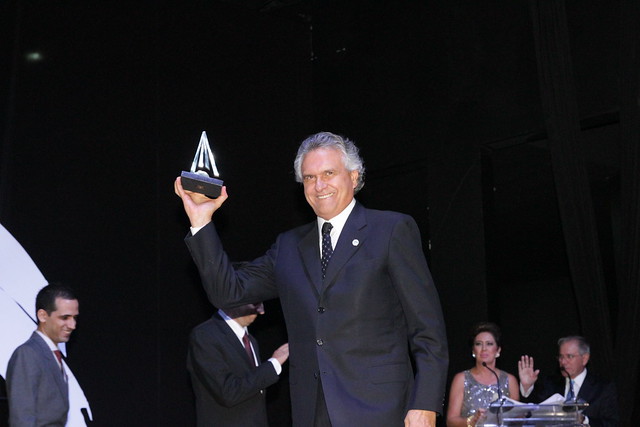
[272, 343, 289, 365]
[174, 177, 228, 228]
[404, 409, 436, 427]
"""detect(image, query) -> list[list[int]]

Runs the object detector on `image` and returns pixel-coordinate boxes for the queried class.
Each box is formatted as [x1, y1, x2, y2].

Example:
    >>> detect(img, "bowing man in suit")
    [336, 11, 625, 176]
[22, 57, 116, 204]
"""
[187, 302, 289, 427]
[6, 283, 79, 427]
[175, 131, 449, 427]
[518, 335, 619, 427]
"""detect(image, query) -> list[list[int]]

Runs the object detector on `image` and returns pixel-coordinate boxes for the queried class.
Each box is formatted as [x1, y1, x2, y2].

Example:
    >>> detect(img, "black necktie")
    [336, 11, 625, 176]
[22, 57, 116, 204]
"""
[321, 222, 334, 279]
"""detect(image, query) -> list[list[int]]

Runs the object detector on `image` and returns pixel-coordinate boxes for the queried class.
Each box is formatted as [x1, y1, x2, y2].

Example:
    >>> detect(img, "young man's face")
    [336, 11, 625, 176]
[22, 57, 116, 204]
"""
[37, 297, 79, 344]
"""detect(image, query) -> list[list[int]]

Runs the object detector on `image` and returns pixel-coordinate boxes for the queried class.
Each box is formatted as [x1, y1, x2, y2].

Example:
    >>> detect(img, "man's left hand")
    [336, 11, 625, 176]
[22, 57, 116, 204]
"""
[404, 409, 436, 427]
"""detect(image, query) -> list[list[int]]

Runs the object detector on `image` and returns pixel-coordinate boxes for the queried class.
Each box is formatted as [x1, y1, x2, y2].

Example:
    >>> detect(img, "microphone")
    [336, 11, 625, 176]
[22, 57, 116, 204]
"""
[483, 361, 507, 425]
[482, 362, 503, 402]
[561, 367, 576, 403]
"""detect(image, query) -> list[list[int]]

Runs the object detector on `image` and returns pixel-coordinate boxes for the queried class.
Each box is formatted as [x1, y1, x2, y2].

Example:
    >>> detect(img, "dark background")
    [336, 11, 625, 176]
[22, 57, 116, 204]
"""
[1, 0, 638, 425]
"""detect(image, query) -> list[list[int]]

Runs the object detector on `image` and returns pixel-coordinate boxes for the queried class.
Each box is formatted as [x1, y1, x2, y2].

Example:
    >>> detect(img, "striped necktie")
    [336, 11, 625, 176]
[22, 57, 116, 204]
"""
[53, 350, 68, 382]
[565, 379, 575, 402]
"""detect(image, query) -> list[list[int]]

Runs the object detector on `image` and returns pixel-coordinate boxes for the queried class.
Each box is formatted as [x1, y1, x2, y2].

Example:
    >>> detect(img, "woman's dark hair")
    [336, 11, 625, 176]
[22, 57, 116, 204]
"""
[468, 321, 502, 348]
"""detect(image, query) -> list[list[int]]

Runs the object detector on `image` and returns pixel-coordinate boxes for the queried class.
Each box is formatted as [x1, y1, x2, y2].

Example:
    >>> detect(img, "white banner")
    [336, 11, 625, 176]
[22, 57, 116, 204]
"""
[0, 223, 93, 425]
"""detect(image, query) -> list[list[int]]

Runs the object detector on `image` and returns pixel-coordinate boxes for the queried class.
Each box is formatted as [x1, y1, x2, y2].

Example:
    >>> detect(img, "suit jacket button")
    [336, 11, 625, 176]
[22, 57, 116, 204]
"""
[316, 339, 324, 346]
[317, 306, 325, 313]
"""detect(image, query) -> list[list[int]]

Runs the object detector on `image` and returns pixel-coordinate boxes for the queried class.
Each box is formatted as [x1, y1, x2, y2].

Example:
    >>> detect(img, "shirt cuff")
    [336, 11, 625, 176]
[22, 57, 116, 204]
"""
[268, 358, 282, 375]
[520, 383, 533, 398]
[190, 225, 205, 235]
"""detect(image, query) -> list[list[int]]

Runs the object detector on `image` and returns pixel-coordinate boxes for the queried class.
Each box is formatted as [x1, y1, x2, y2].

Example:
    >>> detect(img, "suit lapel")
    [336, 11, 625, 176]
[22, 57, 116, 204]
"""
[297, 203, 368, 295]
[322, 203, 368, 291]
[32, 333, 68, 400]
[298, 223, 323, 295]
[214, 314, 256, 368]
[248, 334, 260, 366]
[553, 371, 595, 402]
[577, 371, 596, 402]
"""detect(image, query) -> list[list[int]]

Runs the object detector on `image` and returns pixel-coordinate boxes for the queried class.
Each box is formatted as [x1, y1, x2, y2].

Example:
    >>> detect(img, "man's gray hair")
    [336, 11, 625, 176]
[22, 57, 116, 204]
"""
[293, 131, 365, 193]
[558, 335, 591, 355]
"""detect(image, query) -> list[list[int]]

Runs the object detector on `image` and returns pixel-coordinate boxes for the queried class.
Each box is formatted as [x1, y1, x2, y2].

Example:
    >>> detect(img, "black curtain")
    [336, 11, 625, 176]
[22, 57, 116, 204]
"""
[530, 0, 614, 365]
[531, 0, 640, 423]
[616, 0, 640, 423]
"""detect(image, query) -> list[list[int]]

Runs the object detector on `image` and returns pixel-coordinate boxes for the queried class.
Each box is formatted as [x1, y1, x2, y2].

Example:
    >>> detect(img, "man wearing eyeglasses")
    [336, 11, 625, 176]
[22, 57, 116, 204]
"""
[518, 336, 619, 427]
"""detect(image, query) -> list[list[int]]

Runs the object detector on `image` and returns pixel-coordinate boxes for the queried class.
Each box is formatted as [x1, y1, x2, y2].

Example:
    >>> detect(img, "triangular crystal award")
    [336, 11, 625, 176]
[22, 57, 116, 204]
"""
[180, 131, 224, 198]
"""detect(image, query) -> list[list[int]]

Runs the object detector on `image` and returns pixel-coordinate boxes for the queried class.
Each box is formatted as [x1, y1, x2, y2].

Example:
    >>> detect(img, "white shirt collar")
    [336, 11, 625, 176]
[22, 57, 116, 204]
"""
[35, 330, 66, 367]
[36, 330, 60, 352]
[218, 309, 248, 341]
[316, 198, 356, 250]
[567, 368, 587, 395]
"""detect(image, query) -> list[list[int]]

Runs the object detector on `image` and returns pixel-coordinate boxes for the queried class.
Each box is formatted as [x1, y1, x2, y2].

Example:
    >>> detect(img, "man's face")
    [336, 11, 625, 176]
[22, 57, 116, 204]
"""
[301, 147, 359, 220]
[225, 303, 265, 328]
[558, 340, 589, 378]
[37, 297, 79, 344]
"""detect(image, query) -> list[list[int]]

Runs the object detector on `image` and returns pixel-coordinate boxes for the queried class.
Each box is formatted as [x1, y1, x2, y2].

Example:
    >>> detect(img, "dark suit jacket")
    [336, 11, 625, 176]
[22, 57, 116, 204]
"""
[6, 332, 69, 427]
[187, 313, 280, 427]
[529, 370, 619, 427]
[186, 202, 449, 427]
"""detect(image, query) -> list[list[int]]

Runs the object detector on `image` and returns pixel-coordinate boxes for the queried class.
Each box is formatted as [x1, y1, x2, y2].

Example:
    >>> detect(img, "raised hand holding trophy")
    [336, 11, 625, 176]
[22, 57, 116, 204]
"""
[181, 131, 224, 198]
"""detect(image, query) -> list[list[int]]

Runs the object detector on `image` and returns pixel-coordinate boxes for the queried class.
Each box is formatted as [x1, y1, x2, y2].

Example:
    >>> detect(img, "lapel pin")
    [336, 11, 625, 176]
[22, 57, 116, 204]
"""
[352, 239, 360, 247]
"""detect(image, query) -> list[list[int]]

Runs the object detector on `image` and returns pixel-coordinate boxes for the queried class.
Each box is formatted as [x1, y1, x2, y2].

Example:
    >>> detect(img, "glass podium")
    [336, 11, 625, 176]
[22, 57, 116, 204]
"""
[477, 400, 589, 426]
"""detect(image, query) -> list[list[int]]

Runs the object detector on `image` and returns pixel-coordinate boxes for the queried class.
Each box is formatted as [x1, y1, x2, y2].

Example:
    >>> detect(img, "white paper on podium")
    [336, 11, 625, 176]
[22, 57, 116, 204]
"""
[0, 223, 93, 425]
[497, 396, 530, 406]
[540, 393, 566, 405]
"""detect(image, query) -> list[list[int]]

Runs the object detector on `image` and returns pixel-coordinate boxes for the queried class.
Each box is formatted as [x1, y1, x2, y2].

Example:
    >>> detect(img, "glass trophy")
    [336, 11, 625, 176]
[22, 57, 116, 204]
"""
[180, 131, 224, 198]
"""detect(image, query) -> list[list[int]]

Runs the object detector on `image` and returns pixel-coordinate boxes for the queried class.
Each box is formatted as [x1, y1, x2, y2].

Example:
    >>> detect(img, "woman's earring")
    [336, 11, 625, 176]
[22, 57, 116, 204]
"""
[496, 353, 500, 358]
[472, 353, 476, 358]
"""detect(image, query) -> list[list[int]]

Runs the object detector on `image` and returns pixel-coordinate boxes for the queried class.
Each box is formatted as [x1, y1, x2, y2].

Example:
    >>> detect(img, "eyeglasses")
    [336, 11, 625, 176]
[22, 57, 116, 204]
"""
[557, 354, 580, 361]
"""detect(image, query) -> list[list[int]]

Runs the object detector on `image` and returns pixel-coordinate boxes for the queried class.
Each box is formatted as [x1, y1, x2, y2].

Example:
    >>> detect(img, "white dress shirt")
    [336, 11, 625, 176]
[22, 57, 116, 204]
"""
[36, 330, 66, 372]
[218, 309, 281, 374]
[316, 198, 356, 253]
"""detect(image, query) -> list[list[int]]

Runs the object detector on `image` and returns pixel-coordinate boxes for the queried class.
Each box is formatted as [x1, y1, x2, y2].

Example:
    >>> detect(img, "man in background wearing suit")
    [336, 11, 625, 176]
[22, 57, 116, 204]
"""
[175, 131, 448, 427]
[518, 335, 619, 427]
[187, 302, 289, 427]
[6, 283, 79, 426]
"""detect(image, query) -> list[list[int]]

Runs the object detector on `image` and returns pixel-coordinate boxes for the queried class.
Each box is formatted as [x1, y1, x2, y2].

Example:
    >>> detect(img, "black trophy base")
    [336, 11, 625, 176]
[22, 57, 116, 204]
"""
[181, 171, 224, 199]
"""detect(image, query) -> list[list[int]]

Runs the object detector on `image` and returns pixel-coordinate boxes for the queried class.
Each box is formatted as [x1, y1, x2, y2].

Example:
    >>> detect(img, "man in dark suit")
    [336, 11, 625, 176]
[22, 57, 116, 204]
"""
[188, 302, 289, 427]
[175, 131, 449, 427]
[518, 335, 619, 427]
[6, 283, 79, 427]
